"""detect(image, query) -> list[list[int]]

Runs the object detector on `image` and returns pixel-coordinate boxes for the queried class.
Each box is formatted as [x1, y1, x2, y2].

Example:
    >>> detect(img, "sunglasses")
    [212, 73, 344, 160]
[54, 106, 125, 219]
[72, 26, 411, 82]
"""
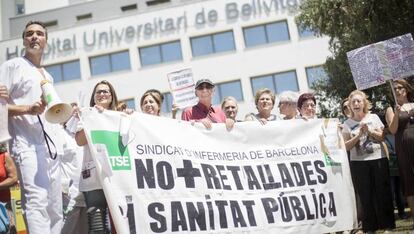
[196, 84, 213, 90]
[95, 89, 111, 95]
[394, 86, 405, 92]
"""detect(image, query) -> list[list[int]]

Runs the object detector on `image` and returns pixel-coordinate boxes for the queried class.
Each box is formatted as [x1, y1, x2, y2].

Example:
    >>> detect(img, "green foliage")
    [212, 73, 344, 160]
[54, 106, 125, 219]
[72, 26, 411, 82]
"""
[296, 0, 414, 116]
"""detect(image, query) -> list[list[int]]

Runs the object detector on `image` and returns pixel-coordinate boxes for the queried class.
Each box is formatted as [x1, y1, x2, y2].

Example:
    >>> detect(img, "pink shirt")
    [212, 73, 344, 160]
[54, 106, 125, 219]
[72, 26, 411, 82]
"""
[181, 102, 226, 123]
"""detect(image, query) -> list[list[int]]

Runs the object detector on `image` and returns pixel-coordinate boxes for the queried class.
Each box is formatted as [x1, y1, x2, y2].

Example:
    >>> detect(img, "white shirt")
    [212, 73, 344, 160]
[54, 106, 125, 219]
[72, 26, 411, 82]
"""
[60, 128, 86, 207]
[75, 119, 102, 192]
[0, 57, 63, 155]
[342, 113, 385, 161]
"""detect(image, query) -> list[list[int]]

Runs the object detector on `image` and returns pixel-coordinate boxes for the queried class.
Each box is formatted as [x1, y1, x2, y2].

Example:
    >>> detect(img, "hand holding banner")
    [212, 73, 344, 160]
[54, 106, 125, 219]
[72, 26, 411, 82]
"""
[81, 109, 357, 234]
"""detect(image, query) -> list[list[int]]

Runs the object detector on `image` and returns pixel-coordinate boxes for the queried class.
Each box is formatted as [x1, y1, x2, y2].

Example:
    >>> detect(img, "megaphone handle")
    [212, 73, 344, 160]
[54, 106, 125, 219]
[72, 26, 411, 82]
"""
[37, 115, 57, 160]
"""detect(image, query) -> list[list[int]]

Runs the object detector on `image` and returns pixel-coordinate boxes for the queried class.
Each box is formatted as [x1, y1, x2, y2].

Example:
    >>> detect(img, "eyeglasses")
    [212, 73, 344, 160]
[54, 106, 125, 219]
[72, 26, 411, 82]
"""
[95, 89, 111, 95]
[394, 86, 405, 91]
[302, 103, 316, 109]
[278, 101, 294, 107]
[196, 84, 213, 90]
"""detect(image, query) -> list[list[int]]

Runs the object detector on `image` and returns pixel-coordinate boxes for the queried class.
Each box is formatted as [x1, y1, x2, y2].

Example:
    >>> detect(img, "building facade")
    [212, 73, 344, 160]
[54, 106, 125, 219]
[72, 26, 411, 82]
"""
[0, 0, 330, 117]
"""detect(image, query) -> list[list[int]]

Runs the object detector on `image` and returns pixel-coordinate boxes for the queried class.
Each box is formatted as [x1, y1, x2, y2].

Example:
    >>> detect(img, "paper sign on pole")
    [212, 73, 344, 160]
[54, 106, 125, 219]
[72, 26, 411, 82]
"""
[0, 98, 10, 143]
[347, 33, 414, 90]
[167, 68, 198, 109]
[81, 109, 357, 234]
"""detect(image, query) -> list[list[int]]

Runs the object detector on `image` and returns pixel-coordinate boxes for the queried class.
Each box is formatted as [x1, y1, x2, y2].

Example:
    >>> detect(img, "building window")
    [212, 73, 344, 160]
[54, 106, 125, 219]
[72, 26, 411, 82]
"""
[243, 21, 290, 47]
[45, 60, 81, 83]
[306, 65, 328, 88]
[251, 71, 298, 95]
[44, 20, 58, 28]
[161, 92, 173, 113]
[76, 13, 92, 21]
[121, 4, 137, 12]
[90, 50, 131, 76]
[146, 0, 170, 6]
[15, 0, 25, 15]
[139, 41, 182, 66]
[120, 98, 135, 109]
[298, 24, 316, 38]
[212, 80, 244, 105]
[191, 31, 236, 57]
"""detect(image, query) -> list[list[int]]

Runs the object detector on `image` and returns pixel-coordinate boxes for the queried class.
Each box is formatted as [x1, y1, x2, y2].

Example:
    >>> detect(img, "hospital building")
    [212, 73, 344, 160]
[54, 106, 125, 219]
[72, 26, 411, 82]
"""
[0, 0, 330, 117]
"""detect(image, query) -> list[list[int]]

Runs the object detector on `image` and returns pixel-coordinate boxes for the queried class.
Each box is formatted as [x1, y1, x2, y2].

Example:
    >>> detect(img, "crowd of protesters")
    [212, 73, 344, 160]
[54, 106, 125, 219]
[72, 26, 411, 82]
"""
[0, 20, 413, 234]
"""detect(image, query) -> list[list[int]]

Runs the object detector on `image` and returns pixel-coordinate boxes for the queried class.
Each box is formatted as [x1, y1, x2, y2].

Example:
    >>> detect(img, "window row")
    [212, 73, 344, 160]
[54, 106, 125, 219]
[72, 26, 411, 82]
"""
[121, 67, 327, 113]
[45, 20, 316, 82]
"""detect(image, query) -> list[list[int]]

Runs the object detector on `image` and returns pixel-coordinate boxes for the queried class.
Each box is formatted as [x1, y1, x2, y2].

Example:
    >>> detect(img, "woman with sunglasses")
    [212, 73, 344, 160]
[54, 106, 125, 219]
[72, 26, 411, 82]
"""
[386, 79, 414, 220]
[75, 80, 119, 233]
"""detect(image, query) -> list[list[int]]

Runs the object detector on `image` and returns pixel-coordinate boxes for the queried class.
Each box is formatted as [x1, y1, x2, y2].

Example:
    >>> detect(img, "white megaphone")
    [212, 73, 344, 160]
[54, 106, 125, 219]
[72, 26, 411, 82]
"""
[41, 80, 72, 124]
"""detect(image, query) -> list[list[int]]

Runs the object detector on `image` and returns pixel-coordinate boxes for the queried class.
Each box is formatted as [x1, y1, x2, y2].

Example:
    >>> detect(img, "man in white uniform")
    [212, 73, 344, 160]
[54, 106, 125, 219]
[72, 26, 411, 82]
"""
[0, 21, 63, 233]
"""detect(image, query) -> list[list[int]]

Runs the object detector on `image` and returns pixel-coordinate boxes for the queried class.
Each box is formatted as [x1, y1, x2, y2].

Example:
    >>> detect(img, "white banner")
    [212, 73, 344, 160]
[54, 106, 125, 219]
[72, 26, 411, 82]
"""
[0, 98, 10, 143]
[167, 68, 198, 109]
[81, 109, 357, 234]
[347, 33, 414, 90]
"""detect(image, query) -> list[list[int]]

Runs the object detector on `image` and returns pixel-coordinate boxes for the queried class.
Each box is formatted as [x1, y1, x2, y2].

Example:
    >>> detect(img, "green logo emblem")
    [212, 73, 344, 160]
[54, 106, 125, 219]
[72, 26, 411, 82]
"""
[323, 153, 341, 167]
[46, 94, 53, 104]
[90, 130, 131, 170]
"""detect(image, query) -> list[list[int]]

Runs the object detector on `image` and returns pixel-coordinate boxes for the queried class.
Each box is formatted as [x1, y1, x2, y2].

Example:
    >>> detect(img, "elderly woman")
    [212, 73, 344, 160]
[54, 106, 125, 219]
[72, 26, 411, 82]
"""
[140, 89, 163, 116]
[221, 96, 239, 121]
[386, 79, 414, 220]
[342, 90, 395, 233]
[297, 92, 317, 119]
[75, 80, 119, 233]
[278, 91, 299, 120]
[245, 88, 277, 124]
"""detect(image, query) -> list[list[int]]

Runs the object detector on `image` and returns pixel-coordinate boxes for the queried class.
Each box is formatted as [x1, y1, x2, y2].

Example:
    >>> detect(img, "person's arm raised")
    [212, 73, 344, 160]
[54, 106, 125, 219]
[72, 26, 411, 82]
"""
[385, 106, 400, 135]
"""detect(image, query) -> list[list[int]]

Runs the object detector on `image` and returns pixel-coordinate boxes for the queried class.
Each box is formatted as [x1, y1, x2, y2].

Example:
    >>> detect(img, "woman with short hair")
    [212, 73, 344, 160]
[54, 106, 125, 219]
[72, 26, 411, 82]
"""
[278, 91, 299, 120]
[245, 88, 277, 124]
[297, 92, 317, 120]
[342, 90, 395, 233]
[221, 96, 239, 121]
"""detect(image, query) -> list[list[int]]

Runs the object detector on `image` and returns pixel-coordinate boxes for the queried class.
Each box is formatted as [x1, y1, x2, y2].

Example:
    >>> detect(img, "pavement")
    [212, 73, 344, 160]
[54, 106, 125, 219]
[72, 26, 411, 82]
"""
[368, 210, 414, 234]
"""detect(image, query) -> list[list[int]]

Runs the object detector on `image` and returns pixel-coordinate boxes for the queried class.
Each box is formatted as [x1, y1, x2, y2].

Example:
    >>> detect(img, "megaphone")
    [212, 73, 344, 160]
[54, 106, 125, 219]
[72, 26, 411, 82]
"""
[41, 81, 72, 124]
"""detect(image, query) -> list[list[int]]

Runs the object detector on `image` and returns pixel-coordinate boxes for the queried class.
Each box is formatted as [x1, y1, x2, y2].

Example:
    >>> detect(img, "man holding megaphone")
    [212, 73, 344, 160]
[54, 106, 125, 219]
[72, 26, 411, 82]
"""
[0, 21, 64, 234]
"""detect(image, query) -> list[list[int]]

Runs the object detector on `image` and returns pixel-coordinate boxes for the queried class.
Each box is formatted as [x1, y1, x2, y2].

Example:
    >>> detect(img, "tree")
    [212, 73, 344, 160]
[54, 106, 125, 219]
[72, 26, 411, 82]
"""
[296, 0, 414, 117]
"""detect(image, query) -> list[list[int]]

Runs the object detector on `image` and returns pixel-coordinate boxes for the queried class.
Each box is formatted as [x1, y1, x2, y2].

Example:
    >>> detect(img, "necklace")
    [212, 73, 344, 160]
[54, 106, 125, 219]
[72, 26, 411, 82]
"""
[401, 103, 414, 113]
[401, 103, 414, 124]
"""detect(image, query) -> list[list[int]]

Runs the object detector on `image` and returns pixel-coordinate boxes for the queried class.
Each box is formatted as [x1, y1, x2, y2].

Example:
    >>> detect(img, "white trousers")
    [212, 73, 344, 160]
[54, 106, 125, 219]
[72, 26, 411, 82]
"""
[61, 206, 88, 234]
[14, 146, 63, 234]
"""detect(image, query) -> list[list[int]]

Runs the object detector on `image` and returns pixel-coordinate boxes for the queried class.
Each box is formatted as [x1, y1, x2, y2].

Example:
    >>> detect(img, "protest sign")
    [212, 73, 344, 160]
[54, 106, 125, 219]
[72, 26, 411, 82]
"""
[0, 98, 10, 143]
[10, 184, 26, 234]
[167, 68, 198, 109]
[81, 109, 357, 234]
[347, 33, 414, 90]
